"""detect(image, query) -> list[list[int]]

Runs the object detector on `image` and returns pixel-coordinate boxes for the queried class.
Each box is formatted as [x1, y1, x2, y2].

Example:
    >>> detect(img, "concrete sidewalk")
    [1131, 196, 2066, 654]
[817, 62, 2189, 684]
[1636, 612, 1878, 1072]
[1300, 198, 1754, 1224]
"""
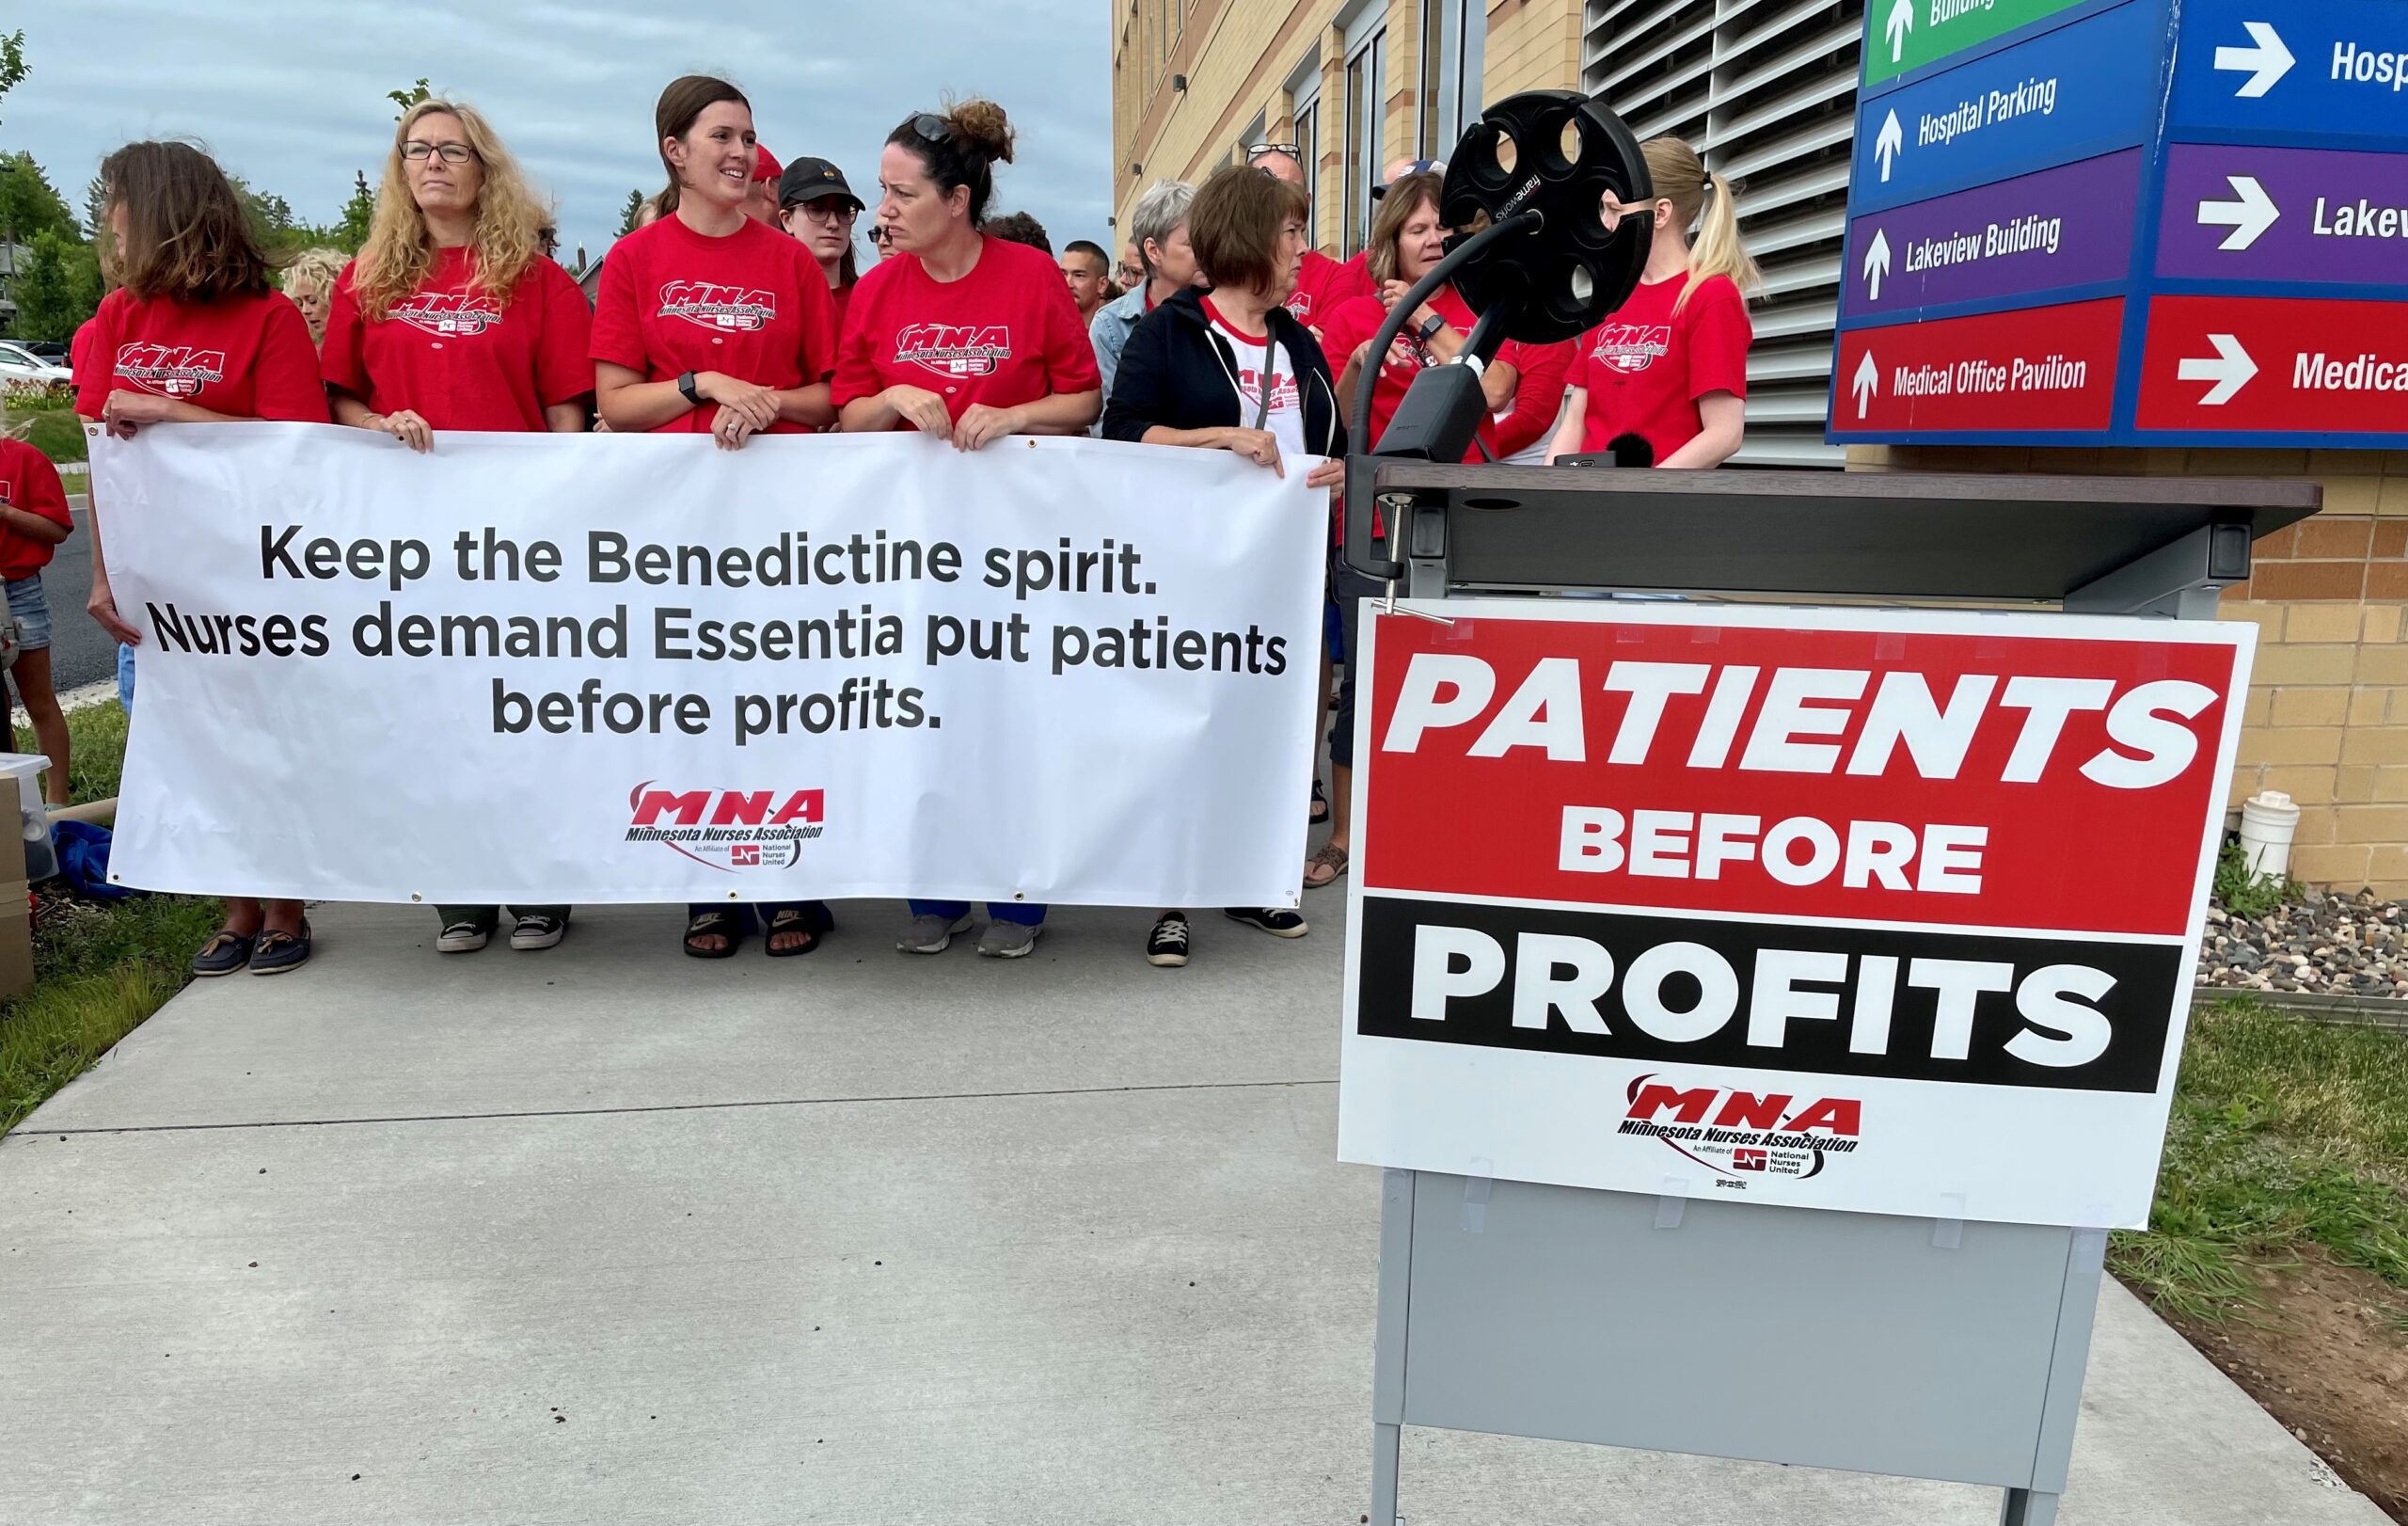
[0, 900, 2387, 1526]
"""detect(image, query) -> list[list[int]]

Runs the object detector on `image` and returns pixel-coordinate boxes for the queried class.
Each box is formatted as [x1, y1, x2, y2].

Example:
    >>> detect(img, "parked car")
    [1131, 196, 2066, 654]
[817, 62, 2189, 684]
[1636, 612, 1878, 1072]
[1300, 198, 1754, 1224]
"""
[0, 342, 72, 387]
[17, 341, 69, 362]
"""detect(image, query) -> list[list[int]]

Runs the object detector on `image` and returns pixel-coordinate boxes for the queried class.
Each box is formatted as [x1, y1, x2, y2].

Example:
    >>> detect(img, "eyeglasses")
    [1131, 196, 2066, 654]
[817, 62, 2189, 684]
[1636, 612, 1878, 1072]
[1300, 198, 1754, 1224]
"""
[788, 200, 859, 221]
[1245, 142, 1302, 162]
[401, 141, 477, 164]
[910, 113, 954, 145]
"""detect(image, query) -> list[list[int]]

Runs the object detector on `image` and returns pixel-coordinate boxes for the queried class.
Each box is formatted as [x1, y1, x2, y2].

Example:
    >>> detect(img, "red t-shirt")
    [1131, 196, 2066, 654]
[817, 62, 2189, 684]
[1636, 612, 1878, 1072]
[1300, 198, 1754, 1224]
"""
[1285, 249, 1374, 327]
[590, 213, 838, 435]
[1493, 337, 1576, 459]
[1570, 271, 1751, 463]
[832, 235, 1101, 423]
[74, 287, 328, 424]
[830, 279, 853, 340]
[0, 437, 71, 582]
[1317, 284, 1499, 462]
[322, 248, 594, 433]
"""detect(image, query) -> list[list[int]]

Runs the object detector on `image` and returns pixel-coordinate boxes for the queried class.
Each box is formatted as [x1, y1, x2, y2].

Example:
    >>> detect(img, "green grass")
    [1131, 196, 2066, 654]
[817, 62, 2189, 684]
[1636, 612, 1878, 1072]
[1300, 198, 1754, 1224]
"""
[2113, 999, 2408, 1324]
[6, 406, 88, 466]
[0, 703, 222, 1137]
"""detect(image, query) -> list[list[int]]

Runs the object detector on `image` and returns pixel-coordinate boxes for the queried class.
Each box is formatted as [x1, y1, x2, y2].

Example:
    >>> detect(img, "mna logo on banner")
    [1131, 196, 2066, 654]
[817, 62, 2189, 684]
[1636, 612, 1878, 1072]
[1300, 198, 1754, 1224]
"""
[625, 783, 825, 872]
[1616, 1073, 1863, 1192]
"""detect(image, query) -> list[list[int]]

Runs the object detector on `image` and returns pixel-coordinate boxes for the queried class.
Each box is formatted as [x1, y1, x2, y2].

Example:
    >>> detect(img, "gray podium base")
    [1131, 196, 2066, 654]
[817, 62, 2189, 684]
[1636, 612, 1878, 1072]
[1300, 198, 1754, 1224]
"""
[1370, 1168, 2107, 1526]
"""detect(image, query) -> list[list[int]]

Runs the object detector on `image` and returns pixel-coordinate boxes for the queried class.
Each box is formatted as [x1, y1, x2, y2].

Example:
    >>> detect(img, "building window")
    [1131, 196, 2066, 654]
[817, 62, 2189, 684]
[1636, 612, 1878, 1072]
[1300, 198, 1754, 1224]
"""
[1344, 24, 1386, 253]
[1294, 94, 1320, 242]
[1425, 0, 1485, 155]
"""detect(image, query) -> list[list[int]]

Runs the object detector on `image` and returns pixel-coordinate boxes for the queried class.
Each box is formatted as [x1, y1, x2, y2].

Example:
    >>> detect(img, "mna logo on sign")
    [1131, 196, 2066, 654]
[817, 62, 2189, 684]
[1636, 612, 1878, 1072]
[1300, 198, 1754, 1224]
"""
[657, 281, 776, 332]
[1616, 1074, 1863, 1189]
[624, 783, 825, 872]
[895, 324, 1011, 377]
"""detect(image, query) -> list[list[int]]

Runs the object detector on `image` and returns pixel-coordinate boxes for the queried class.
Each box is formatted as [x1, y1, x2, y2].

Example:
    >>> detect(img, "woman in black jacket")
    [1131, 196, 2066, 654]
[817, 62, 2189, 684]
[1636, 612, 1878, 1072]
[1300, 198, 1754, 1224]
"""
[1101, 164, 1347, 969]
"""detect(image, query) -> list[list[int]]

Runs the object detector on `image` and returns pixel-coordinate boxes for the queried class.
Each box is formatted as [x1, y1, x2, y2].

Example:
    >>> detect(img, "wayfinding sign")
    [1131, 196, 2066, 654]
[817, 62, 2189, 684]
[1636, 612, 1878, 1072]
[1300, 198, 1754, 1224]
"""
[1337, 601, 2252, 1228]
[1834, 0, 2408, 448]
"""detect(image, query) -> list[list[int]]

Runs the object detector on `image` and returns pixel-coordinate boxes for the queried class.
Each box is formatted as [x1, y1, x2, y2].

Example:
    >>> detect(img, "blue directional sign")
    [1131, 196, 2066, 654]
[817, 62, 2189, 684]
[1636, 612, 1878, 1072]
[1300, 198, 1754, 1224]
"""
[1846, 0, 2162, 215]
[2171, 0, 2408, 143]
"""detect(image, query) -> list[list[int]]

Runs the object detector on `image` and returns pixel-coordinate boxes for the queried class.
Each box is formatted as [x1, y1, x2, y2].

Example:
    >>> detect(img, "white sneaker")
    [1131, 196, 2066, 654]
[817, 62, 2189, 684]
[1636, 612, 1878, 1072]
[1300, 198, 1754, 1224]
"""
[977, 920, 1042, 959]
[897, 913, 974, 954]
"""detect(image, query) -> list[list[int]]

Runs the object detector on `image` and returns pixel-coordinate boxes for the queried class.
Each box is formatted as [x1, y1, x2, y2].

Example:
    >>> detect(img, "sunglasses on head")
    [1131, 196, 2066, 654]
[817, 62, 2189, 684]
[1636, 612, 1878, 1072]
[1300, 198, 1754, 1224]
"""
[910, 113, 954, 145]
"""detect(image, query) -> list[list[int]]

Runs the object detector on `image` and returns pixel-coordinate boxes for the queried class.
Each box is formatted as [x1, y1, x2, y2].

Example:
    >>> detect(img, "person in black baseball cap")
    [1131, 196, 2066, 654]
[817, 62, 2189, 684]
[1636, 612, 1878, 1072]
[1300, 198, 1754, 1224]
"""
[778, 156, 866, 329]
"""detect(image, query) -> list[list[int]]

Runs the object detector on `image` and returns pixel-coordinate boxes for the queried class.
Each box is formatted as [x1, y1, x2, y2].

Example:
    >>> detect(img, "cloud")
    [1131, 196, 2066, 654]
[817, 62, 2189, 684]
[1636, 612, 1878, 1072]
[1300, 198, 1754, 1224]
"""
[2, 0, 1111, 263]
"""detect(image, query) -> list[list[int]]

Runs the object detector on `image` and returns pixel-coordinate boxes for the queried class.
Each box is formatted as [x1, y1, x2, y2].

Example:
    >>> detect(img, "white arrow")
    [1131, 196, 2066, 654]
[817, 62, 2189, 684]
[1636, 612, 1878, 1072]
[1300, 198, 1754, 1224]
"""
[1876, 110, 1904, 183]
[2198, 174, 2279, 250]
[1852, 350, 1881, 420]
[1863, 228, 1893, 300]
[2178, 333, 2258, 405]
[2213, 21, 2293, 99]
[1884, 0, 1913, 64]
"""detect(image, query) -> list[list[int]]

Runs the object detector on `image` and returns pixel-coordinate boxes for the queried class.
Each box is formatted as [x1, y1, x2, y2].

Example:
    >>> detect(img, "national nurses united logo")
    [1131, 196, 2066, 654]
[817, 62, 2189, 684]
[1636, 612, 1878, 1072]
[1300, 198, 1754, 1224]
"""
[1589, 323, 1671, 375]
[115, 342, 228, 398]
[657, 280, 775, 333]
[626, 783, 824, 872]
[895, 324, 1010, 377]
[1617, 1073, 1863, 1188]
[392, 291, 504, 337]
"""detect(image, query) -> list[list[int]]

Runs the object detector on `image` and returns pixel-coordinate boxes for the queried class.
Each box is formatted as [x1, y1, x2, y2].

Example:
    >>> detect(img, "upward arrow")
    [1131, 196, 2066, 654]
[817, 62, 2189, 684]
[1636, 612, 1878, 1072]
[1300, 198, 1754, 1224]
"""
[1884, 0, 1914, 64]
[2213, 21, 2294, 99]
[1852, 350, 1881, 420]
[2198, 174, 2280, 251]
[1863, 228, 1893, 301]
[1875, 111, 1904, 183]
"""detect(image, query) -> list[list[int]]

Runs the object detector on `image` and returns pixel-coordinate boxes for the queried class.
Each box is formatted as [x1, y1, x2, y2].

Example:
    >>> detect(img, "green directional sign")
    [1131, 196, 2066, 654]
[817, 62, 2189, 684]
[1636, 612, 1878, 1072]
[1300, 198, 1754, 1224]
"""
[1862, 0, 2094, 86]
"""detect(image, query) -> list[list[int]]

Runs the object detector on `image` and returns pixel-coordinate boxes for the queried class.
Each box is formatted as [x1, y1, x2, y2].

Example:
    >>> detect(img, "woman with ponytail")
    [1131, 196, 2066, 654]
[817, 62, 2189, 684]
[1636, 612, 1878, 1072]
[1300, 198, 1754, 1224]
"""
[1547, 138, 1760, 469]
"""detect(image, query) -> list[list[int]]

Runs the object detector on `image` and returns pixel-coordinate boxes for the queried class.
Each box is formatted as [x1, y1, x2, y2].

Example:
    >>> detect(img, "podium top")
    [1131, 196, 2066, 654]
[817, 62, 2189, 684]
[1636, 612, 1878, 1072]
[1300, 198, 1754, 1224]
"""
[1368, 465, 2321, 603]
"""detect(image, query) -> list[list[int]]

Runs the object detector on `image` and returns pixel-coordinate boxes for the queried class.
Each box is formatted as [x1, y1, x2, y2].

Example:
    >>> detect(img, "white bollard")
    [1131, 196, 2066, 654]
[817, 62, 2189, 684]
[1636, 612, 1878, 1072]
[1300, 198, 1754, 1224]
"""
[2238, 791, 2301, 880]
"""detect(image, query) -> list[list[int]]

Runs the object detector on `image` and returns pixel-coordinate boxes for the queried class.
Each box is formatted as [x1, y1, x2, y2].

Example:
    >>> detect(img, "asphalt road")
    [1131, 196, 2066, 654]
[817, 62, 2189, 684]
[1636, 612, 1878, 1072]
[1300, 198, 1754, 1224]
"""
[41, 493, 113, 694]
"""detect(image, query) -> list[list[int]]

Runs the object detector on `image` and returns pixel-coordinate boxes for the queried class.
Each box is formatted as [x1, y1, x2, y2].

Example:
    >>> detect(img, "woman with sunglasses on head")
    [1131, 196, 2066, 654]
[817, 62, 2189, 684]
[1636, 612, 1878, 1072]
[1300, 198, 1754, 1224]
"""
[1546, 138, 1758, 469]
[593, 73, 840, 961]
[834, 99, 1101, 960]
[777, 156, 866, 333]
[77, 141, 330, 977]
[322, 98, 594, 959]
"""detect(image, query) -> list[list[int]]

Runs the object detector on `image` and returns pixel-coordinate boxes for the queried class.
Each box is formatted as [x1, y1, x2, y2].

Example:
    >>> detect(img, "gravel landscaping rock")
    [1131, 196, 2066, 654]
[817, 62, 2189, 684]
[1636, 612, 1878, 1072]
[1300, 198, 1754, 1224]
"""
[2197, 885, 2408, 996]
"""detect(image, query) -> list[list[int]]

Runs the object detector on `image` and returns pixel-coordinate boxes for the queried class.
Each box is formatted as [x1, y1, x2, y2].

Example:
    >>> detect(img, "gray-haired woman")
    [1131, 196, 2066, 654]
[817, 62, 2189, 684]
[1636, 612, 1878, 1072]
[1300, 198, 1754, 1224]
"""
[1089, 178, 1199, 404]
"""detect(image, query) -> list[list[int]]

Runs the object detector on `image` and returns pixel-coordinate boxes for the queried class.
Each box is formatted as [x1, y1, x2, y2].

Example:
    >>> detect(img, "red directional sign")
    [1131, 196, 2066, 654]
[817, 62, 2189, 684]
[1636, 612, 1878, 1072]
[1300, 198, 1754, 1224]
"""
[1830, 299, 2125, 437]
[2137, 295, 2408, 436]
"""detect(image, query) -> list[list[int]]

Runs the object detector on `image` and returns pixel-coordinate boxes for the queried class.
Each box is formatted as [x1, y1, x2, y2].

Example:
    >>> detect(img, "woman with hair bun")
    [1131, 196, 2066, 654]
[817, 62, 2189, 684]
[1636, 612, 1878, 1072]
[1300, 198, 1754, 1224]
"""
[1547, 137, 1759, 469]
[834, 98, 1101, 961]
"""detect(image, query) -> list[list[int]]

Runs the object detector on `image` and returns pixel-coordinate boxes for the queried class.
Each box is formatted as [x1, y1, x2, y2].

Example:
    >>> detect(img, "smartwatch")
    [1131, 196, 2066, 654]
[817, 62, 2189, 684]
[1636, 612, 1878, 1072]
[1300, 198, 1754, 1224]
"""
[677, 371, 702, 405]
[1417, 313, 1447, 344]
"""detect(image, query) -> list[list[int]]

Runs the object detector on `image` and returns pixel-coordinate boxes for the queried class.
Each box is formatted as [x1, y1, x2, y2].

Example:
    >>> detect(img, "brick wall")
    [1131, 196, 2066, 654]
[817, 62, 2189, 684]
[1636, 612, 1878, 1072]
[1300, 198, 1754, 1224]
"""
[1856, 445, 2408, 896]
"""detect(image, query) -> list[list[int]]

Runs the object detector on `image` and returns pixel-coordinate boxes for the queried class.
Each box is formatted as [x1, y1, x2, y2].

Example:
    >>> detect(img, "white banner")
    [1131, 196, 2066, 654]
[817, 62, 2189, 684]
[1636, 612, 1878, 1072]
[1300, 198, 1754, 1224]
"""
[94, 424, 1325, 908]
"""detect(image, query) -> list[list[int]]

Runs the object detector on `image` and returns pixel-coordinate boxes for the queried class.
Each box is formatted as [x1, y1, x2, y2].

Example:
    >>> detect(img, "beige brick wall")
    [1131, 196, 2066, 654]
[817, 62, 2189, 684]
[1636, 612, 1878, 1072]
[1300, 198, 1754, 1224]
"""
[1855, 445, 2408, 896]
[1481, 0, 1582, 101]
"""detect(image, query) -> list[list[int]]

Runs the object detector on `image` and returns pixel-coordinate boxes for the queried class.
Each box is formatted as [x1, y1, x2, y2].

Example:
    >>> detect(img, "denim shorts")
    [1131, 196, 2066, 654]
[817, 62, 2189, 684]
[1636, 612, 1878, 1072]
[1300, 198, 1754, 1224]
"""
[5, 574, 53, 651]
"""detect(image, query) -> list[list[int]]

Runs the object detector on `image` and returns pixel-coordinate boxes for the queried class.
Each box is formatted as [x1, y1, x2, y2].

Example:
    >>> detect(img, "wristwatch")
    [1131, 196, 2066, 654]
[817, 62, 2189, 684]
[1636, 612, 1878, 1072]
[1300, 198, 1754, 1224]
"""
[1417, 313, 1448, 344]
[677, 371, 702, 405]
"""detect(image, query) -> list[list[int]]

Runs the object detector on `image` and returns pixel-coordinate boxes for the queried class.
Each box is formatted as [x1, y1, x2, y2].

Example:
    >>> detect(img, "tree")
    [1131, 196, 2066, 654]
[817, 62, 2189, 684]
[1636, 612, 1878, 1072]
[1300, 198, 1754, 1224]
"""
[0, 151, 75, 243]
[83, 174, 104, 240]
[336, 169, 376, 249]
[11, 229, 100, 342]
[388, 78, 431, 121]
[0, 30, 26, 128]
[616, 189, 645, 237]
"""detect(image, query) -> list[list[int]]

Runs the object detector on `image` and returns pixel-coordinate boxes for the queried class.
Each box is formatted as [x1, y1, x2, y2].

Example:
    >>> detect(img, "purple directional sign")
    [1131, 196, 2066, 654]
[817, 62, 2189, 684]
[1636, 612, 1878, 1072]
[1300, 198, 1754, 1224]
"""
[2158, 143, 2408, 287]
[1841, 150, 2143, 320]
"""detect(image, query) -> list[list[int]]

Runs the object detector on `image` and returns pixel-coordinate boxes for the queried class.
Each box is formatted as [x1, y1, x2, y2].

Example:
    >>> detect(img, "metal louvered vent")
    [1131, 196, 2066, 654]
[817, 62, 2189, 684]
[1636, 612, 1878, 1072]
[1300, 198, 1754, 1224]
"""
[1581, 0, 1862, 467]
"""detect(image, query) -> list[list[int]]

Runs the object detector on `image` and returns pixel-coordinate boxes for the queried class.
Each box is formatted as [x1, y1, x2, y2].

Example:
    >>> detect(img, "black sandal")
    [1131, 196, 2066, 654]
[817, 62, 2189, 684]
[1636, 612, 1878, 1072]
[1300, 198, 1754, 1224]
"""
[683, 909, 746, 959]
[1310, 777, 1330, 824]
[193, 930, 256, 978]
[765, 905, 826, 958]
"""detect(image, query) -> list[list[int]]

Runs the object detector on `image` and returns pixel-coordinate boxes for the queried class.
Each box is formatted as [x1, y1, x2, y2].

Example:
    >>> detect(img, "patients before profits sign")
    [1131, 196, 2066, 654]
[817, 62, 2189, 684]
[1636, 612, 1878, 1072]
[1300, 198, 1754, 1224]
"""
[1336, 602, 2253, 1228]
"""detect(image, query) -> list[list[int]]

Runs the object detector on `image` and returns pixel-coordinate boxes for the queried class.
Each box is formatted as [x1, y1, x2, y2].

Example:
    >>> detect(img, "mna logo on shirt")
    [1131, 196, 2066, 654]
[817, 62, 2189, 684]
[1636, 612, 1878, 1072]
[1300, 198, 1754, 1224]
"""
[657, 281, 775, 333]
[895, 324, 1011, 378]
[114, 343, 229, 398]
[1589, 324, 1671, 376]
[1239, 368, 1300, 411]
[392, 292, 504, 338]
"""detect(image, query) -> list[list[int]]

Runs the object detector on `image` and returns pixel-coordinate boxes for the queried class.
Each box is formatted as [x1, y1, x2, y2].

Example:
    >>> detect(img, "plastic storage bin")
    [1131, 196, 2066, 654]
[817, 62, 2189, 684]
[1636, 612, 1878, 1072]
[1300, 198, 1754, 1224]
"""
[0, 753, 56, 882]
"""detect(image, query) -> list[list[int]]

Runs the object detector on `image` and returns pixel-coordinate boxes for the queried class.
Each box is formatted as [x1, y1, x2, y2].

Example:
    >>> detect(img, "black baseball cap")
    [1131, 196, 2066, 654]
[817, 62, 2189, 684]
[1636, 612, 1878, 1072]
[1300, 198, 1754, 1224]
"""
[778, 157, 863, 212]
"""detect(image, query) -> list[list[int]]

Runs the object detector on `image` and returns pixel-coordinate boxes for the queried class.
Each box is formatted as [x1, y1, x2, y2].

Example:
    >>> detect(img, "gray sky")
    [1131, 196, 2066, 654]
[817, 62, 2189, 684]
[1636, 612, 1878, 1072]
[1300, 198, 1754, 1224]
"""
[3, 0, 1111, 268]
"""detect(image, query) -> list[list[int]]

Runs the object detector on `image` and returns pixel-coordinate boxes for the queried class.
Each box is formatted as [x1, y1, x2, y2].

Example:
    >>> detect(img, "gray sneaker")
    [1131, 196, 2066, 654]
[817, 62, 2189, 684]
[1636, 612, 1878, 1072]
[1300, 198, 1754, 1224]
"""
[897, 913, 974, 954]
[976, 920, 1042, 959]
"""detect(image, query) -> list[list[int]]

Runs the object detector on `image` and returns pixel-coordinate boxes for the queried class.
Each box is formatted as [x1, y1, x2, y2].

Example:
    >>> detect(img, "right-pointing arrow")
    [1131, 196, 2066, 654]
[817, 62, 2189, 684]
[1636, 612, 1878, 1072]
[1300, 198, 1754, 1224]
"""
[2198, 174, 2279, 251]
[2213, 20, 2294, 99]
[1862, 229, 1893, 301]
[1852, 350, 1880, 420]
[2178, 333, 2258, 406]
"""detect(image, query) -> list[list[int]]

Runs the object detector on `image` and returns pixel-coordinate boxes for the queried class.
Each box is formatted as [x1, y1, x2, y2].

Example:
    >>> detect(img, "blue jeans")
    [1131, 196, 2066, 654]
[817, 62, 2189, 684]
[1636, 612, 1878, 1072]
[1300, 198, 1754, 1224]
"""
[909, 899, 1047, 926]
